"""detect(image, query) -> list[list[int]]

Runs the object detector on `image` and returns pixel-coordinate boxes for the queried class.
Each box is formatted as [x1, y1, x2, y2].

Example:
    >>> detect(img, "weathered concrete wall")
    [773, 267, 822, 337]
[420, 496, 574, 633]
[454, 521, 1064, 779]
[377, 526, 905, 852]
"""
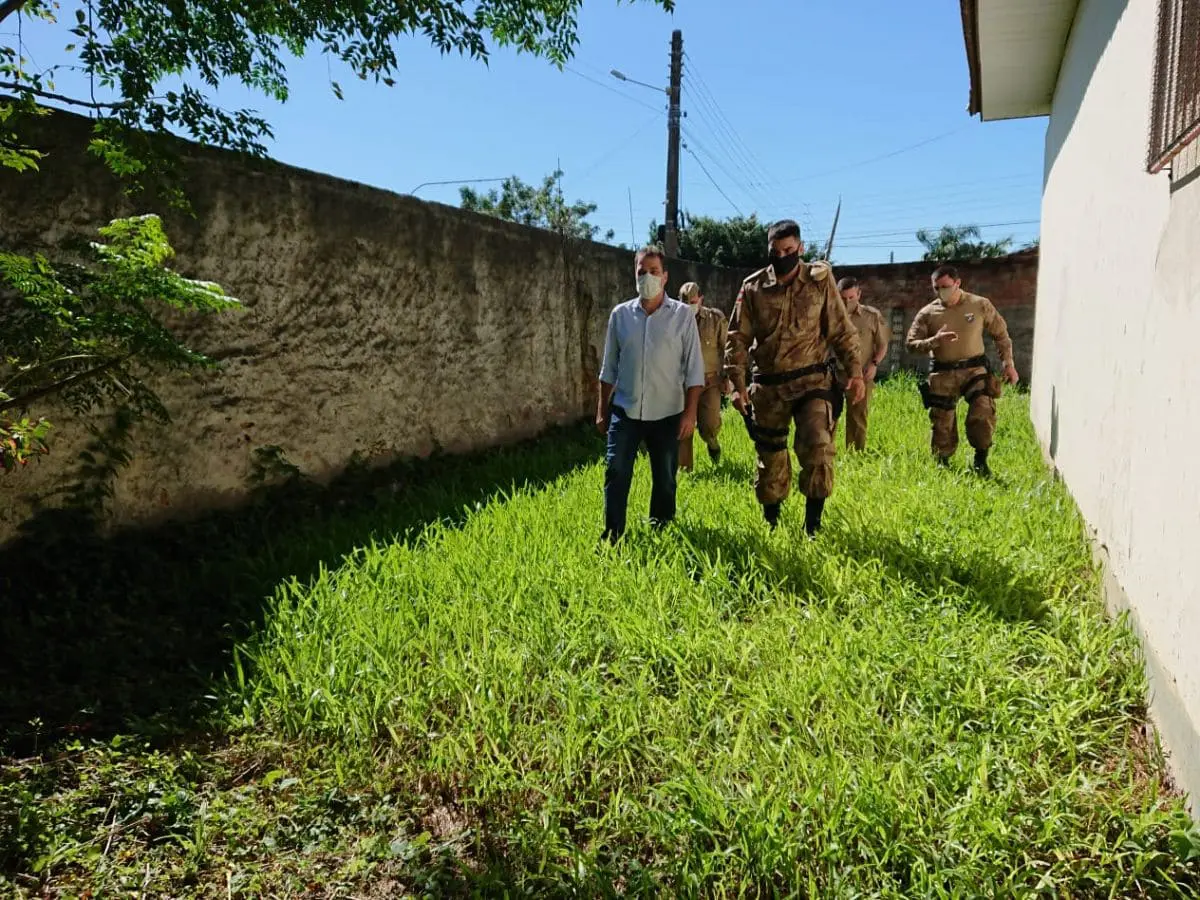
[1036, 0, 1200, 811]
[0, 108, 1037, 542]
[0, 109, 742, 541]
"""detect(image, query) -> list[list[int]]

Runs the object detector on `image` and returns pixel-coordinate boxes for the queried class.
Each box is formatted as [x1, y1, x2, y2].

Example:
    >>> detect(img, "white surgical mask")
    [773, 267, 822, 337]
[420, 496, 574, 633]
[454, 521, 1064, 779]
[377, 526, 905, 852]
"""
[937, 286, 957, 303]
[637, 273, 663, 300]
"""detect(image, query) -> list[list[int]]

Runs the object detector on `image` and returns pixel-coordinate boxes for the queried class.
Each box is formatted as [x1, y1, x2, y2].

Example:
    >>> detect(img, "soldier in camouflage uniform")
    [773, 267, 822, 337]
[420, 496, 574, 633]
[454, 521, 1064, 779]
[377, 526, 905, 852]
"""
[906, 264, 1019, 476]
[678, 282, 730, 470]
[832, 276, 890, 451]
[725, 219, 865, 535]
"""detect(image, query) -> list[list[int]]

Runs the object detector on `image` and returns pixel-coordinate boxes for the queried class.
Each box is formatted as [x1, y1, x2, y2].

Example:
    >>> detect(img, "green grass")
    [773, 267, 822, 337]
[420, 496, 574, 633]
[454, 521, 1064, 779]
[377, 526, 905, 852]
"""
[3, 376, 1199, 897]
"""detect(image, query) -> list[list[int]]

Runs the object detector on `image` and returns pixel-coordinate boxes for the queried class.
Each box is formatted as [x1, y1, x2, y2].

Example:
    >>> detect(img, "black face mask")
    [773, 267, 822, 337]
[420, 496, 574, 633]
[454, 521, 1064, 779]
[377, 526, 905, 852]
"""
[770, 251, 800, 280]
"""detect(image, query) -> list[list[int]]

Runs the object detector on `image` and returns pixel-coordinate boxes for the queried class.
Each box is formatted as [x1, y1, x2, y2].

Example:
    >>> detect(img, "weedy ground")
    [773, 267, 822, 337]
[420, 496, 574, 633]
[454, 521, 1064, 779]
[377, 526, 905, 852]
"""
[2, 375, 1198, 898]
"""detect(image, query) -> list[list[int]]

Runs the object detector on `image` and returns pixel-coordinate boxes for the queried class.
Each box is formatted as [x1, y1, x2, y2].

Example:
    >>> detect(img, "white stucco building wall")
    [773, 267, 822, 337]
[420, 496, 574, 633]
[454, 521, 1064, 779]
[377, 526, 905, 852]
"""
[1033, 0, 1200, 807]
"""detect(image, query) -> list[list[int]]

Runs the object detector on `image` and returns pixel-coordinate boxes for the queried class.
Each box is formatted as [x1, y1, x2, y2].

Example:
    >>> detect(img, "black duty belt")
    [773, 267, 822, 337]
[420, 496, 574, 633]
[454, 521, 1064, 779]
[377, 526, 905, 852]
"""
[752, 360, 832, 386]
[931, 354, 988, 373]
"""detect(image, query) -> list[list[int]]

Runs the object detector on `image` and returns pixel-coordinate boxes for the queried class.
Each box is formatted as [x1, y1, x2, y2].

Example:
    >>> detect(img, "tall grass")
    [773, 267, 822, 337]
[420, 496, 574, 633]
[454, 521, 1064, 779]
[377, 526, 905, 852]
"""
[218, 375, 1199, 897]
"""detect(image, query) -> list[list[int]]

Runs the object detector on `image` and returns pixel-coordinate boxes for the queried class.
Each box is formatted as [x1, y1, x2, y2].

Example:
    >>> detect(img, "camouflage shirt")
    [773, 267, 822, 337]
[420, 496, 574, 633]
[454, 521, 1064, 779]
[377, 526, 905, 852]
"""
[724, 261, 862, 393]
[695, 305, 728, 383]
[906, 291, 1014, 367]
[833, 302, 889, 383]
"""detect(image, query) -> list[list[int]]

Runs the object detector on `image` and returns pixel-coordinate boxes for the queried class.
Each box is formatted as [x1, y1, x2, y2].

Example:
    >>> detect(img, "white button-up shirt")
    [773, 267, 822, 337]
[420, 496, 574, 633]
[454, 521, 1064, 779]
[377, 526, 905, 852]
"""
[599, 296, 705, 421]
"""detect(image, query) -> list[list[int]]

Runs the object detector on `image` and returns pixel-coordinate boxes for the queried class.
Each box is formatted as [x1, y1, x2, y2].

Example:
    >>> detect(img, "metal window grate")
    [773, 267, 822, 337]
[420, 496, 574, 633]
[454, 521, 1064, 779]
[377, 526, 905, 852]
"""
[888, 309, 904, 369]
[1148, 0, 1200, 174]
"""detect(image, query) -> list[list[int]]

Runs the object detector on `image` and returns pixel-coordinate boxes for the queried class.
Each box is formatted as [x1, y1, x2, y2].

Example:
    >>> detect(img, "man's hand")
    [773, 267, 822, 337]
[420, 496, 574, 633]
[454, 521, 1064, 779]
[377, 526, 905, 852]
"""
[732, 389, 750, 414]
[677, 410, 697, 440]
[595, 407, 609, 435]
[846, 376, 866, 405]
[1003, 363, 1019, 384]
[934, 326, 958, 344]
[723, 379, 734, 396]
[864, 362, 878, 383]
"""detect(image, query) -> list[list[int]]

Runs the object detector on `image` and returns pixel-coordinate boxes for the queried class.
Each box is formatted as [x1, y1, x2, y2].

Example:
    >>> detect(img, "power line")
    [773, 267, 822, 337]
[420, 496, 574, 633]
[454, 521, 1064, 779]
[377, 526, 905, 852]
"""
[573, 110, 664, 182]
[833, 202, 1043, 232]
[682, 102, 773, 209]
[563, 65, 664, 114]
[834, 219, 1039, 240]
[682, 127, 761, 212]
[682, 53, 783, 195]
[800, 183, 1042, 215]
[789, 172, 1040, 206]
[683, 143, 743, 215]
[778, 127, 970, 185]
[681, 66, 773, 195]
[681, 52, 813, 226]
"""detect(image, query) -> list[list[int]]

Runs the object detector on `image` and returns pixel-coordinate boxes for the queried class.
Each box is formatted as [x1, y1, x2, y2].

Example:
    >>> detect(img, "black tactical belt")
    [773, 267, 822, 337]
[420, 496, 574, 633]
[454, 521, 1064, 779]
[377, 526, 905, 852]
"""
[931, 354, 988, 373]
[752, 360, 832, 386]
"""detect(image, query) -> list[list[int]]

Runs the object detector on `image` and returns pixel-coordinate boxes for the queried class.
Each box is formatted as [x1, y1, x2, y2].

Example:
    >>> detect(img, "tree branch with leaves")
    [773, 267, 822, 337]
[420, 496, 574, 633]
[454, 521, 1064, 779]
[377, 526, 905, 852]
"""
[461, 170, 615, 242]
[649, 212, 833, 268]
[0, 214, 240, 471]
[1, 0, 671, 482]
[915, 224, 1014, 261]
[2, 0, 673, 193]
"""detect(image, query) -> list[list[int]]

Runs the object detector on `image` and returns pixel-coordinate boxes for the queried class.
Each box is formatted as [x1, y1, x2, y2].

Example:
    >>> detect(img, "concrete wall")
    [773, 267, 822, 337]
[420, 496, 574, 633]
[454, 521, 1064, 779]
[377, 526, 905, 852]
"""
[1036, 0, 1200, 809]
[0, 109, 1038, 542]
[0, 109, 743, 541]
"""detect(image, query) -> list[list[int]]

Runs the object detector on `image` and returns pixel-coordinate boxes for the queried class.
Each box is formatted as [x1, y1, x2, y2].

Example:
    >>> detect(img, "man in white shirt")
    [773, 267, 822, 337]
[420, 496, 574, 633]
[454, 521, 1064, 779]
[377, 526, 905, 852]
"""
[596, 245, 705, 542]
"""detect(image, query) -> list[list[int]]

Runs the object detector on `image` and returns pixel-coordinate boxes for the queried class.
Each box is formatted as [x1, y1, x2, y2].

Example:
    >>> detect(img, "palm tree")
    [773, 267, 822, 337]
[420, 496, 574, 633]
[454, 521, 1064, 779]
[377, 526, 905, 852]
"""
[915, 224, 1014, 261]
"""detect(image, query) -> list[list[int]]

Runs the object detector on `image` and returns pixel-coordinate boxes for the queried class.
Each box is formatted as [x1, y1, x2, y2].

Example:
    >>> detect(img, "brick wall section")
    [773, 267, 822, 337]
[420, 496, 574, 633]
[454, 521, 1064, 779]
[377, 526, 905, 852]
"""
[835, 254, 1039, 380]
[0, 108, 1036, 540]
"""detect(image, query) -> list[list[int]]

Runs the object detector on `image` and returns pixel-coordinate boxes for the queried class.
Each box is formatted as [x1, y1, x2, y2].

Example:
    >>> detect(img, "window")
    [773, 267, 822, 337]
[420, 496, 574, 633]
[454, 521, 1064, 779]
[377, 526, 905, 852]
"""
[888, 309, 904, 369]
[1148, 0, 1200, 174]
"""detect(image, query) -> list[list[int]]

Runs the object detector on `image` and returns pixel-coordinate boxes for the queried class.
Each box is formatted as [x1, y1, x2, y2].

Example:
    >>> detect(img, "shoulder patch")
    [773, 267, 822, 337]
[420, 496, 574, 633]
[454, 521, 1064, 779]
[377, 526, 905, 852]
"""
[806, 260, 832, 282]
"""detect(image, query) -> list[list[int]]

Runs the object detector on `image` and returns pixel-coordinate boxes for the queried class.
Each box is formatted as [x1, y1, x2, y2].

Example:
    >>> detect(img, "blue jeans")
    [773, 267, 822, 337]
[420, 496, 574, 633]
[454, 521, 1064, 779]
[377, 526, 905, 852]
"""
[603, 405, 681, 539]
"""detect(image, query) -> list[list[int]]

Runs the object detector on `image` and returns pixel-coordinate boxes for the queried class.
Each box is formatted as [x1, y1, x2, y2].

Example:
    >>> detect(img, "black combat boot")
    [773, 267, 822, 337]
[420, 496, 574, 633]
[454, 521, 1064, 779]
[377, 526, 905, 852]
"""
[804, 497, 825, 536]
[763, 503, 781, 530]
[974, 448, 992, 478]
[708, 446, 721, 466]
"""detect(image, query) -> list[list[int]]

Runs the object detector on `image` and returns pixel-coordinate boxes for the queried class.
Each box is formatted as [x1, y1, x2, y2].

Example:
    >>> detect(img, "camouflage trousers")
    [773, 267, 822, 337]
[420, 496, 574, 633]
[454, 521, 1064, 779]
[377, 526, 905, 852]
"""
[833, 380, 874, 451]
[749, 374, 837, 504]
[927, 366, 996, 458]
[679, 381, 723, 470]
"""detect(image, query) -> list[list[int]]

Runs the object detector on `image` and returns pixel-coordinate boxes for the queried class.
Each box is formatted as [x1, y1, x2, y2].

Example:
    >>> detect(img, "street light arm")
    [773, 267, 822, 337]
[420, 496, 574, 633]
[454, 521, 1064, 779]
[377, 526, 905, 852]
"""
[408, 177, 508, 195]
[609, 68, 669, 94]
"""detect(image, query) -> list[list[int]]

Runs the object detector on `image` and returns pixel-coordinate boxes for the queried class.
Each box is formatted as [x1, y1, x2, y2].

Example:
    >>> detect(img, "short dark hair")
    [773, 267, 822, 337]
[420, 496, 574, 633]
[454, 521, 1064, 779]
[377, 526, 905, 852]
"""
[635, 244, 667, 266]
[932, 264, 960, 281]
[767, 219, 801, 244]
[837, 276, 859, 292]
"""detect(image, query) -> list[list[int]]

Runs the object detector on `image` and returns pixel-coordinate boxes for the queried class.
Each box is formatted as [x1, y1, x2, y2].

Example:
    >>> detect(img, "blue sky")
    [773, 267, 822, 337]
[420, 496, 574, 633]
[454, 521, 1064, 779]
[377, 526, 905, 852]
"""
[14, 0, 1047, 264]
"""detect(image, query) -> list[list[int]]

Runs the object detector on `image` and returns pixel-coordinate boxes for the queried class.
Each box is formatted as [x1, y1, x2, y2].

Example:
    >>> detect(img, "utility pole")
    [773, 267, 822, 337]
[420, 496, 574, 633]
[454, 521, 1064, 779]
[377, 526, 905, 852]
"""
[664, 29, 683, 259]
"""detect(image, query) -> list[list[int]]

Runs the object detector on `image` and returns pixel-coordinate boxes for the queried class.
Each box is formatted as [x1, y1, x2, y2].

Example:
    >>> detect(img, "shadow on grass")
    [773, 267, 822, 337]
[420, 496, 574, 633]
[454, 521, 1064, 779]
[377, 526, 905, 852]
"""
[672, 518, 828, 619]
[684, 457, 756, 486]
[830, 526, 1050, 623]
[675, 514, 1048, 625]
[0, 422, 601, 756]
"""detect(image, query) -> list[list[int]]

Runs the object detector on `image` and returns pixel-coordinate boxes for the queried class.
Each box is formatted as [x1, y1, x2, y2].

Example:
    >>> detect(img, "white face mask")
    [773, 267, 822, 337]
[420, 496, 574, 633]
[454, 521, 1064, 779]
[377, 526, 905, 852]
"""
[937, 286, 958, 303]
[637, 273, 663, 301]
[689, 300, 701, 315]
